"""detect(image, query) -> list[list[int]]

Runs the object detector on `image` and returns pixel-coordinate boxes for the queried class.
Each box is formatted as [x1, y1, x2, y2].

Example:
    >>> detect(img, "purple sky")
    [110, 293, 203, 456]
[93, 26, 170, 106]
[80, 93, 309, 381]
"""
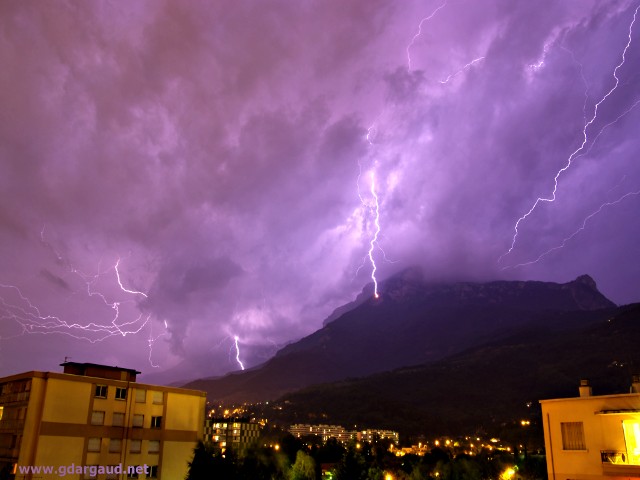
[1, 0, 639, 383]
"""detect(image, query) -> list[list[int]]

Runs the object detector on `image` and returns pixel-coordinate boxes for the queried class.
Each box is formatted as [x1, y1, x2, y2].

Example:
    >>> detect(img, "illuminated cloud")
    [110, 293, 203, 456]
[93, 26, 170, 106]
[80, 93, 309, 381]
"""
[0, 0, 638, 381]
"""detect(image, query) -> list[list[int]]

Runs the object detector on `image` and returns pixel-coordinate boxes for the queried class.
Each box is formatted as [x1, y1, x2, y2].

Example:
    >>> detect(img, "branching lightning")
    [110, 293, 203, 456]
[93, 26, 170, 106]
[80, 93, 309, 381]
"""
[357, 121, 396, 297]
[504, 189, 640, 269]
[0, 281, 150, 342]
[500, 4, 640, 265]
[356, 1, 456, 298]
[0, 236, 166, 367]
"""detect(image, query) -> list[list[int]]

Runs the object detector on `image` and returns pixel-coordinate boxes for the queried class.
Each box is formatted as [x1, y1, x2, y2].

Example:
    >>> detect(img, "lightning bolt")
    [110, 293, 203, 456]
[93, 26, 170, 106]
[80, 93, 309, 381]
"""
[210, 333, 247, 370]
[147, 318, 167, 369]
[233, 335, 245, 371]
[559, 44, 590, 125]
[0, 281, 151, 342]
[505, 189, 640, 269]
[528, 36, 558, 72]
[368, 172, 381, 298]
[354, 125, 383, 296]
[355, 1, 456, 298]
[406, 1, 448, 72]
[1, 233, 167, 367]
[439, 57, 485, 84]
[115, 258, 148, 298]
[500, 4, 640, 264]
[500, 96, 640, 269]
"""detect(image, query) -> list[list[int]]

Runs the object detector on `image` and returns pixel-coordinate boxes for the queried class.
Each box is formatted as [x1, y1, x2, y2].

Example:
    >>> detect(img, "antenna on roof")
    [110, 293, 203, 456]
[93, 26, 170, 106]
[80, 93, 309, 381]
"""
[63, 356, 71, 363]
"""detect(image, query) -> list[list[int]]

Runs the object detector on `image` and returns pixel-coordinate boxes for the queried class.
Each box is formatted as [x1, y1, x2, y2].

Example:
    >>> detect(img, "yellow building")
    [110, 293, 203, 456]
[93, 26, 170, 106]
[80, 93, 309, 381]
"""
[0, 362, 206, 479]
[540, 378, 640, 480]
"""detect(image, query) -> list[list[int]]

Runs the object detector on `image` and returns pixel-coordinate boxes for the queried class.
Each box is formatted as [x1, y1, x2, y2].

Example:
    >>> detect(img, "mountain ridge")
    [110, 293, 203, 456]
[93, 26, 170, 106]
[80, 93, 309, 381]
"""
[267, 302, 640, 443]
[184, 269, 615, 403]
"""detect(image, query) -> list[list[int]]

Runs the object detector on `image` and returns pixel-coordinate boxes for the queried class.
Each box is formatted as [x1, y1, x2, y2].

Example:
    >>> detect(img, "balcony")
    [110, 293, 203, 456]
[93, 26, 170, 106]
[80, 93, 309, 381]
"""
[601, 450, 640, 476]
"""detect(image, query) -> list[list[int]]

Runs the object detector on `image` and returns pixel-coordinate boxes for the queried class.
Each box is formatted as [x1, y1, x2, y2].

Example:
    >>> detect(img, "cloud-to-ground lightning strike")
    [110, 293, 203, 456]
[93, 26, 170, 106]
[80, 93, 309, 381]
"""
[505, 189, 640, 269]
[368, 172, 381, 298]
[211, 333, 249, 370]
[406, 1, 448, 72]
[357, 1, 456, 298]
[353, 126, 381, 296]
[499, 4, 640, 265]
[233, 335, 245, 370]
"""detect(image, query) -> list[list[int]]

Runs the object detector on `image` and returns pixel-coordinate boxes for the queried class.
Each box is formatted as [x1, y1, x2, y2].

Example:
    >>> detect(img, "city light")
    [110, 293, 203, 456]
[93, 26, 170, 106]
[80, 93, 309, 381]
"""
[500, 467, 516, 479]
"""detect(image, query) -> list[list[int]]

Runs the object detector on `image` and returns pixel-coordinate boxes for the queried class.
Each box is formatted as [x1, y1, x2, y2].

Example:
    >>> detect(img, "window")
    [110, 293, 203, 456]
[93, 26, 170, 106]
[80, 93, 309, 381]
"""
[148, 440, 160, 454]
[623, 421, 640, 465]
[84, 465, 98, 480]
[115, 387, 127, 400]
[109, 438, 122, 453]
[135, 389, 146, 403]
[132, 414, 144, 428]
[112, 413, 125, 427]
[152, 391, 164, 404]
[90, 411, 105, 426]
[87, 437, 101, 452]
[130, 439, 141, 454]
[127, 466, 140, 478]
[95, 385, 107, 398]
[106, 466, 118, 480]
[151, 416, 162, 429]
[148, 465, 158, 479]
[561, 422, 586, 450]
[0, 406, 3, 421]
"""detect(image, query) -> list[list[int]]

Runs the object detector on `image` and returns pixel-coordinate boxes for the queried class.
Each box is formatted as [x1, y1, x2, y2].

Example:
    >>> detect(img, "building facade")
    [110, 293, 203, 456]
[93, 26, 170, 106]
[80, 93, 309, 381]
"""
[204, 418, 261, 454]
[356, 429, 399, 444]
[540, 378, 640, 480]
[288, 424, 399, 445]
[289, 424, 352, 443]
[0, 362, 206, 480]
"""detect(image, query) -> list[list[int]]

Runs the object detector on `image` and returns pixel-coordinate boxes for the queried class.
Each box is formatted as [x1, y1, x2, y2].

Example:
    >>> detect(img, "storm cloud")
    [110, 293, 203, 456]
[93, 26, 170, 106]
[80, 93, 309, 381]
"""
[1, 0, 639, 382]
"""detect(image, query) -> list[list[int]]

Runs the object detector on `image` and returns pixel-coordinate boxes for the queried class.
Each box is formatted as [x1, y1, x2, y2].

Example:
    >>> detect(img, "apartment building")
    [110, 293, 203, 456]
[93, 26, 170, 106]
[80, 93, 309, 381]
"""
[204, 417, 261, 453]
[540, 377, 640, 479]
[288, 424, 399, 445]
[289, 424, 352, 443]
[0, 362, 206, 479]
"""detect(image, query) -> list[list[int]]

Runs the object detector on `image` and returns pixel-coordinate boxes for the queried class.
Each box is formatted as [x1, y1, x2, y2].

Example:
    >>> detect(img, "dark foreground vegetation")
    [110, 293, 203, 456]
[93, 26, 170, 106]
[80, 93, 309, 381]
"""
[185, 428, 546, 480]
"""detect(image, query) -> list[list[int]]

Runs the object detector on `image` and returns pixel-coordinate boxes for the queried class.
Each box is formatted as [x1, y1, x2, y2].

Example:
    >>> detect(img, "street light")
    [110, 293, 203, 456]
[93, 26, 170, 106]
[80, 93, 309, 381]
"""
[500, 467, 516, 479]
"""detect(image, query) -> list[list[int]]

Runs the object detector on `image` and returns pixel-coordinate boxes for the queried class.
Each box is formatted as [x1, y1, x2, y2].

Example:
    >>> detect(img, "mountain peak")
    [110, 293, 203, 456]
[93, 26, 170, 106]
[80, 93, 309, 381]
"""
[573, 274, 597, 290]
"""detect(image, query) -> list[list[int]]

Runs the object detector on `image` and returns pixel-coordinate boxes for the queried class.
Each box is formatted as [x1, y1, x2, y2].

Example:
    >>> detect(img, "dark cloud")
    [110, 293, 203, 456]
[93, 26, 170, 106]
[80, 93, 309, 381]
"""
[39, 269, 71, 291]
[1, 0, 639, 382]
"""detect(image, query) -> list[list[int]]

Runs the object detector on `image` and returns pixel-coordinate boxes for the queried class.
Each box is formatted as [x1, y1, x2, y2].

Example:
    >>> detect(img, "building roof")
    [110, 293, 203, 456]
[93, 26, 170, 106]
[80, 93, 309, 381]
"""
[59, 361, 141, 374]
